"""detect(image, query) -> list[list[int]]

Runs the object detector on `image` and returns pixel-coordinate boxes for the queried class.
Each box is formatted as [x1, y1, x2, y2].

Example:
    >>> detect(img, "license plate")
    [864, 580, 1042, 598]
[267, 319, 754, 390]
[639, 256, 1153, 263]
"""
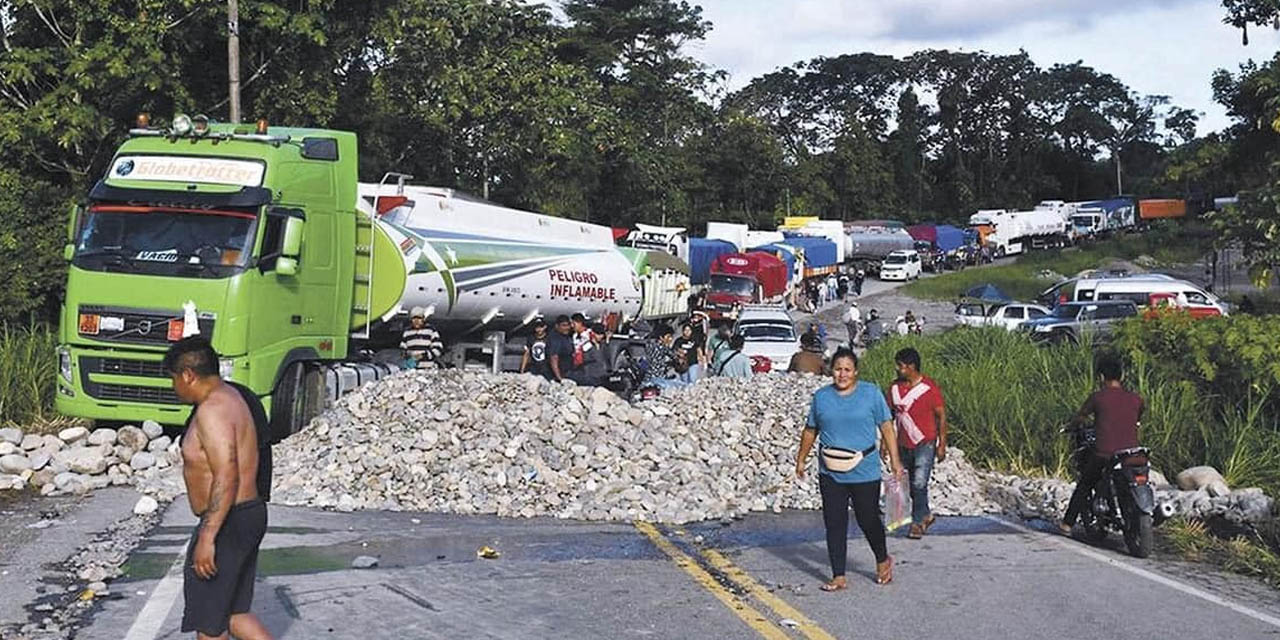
[78, 314, 100, 335]
[99, 316, 124, 332]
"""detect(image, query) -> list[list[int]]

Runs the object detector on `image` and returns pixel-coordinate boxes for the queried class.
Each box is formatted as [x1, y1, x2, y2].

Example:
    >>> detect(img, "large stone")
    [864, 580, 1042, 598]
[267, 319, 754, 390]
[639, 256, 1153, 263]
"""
[147, 435, 172, 454]
[0, 454, 32, 474]
[28, 451, 51, 471]
[1176, 466, 1229, 497]
[57, 449, 108, 475]
[0, 442, 16, 456]
[20, 434, 43, 451]
[1148, 469, 1171, 488]
[88, 428, 118, 446]
[58, 426, 89, 444]
[0, 427, 22, 446]
[128, 452, 157, 471]
[133, 495, 160, 516]
[117, 426, 148, 451]
[141, 420, 164, 440]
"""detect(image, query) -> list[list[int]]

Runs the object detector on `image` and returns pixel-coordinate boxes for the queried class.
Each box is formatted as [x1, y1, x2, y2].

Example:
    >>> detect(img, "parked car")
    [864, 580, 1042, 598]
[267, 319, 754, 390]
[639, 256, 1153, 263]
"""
[732, 305, 799, 372]
[1020, 300, 1138, 344]
[879, 250, 922, 281]
[1036, 274, 1225, 318]
[955, 302, 1051, 330]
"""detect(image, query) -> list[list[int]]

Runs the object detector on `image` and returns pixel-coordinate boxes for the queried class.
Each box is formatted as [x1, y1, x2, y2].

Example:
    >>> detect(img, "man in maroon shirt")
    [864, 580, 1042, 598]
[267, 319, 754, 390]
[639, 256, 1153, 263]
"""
[1060, 356, 1144, 534]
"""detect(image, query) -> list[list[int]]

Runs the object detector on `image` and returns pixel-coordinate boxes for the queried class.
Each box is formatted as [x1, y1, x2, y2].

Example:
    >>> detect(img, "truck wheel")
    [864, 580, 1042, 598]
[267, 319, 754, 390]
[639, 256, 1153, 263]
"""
[272, 362, 322, 438]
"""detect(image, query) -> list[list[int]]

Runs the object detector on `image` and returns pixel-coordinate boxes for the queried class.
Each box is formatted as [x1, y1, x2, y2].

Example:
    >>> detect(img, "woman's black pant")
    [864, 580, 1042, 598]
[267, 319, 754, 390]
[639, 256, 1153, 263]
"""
[819, 474, 887, 577]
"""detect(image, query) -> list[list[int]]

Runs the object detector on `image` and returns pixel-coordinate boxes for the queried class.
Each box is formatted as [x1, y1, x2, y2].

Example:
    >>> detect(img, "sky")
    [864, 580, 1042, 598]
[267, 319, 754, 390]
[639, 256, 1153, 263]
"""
[686, 0, 1280, 136]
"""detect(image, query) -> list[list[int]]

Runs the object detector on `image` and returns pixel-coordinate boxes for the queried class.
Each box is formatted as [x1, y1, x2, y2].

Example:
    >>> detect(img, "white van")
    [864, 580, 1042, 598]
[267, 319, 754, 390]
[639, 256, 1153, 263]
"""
[879, 250, 922, 281]
[1072, 275, 1226, 318]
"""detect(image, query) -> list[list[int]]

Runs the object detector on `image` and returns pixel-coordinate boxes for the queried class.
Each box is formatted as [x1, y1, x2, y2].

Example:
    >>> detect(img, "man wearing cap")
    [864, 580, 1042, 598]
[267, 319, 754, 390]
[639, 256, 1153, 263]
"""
[401, 307, 443, 368]
[520, 319, 553, 381]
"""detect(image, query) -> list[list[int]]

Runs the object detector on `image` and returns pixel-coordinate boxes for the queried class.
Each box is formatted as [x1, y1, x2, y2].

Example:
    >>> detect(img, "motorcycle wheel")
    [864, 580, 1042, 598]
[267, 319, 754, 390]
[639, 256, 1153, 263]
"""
[1125, 514, 1154, 559]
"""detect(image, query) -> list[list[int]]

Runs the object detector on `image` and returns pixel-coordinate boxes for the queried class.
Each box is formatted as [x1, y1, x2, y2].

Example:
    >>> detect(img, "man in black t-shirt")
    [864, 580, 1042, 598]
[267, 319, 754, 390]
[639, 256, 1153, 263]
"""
[520, 319, 553, 380]
[546, 315, 576, 383]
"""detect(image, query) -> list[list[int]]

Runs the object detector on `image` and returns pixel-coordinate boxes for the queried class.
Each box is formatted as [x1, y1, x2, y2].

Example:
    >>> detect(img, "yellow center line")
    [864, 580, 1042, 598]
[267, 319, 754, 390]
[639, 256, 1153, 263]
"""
[701, 548, 837, 640]
[634, 521, 790, 640]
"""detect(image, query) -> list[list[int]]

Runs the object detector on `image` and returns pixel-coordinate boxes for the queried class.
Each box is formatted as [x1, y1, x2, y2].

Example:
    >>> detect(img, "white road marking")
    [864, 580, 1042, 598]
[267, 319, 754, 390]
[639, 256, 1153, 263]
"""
[983, 515, 1280, 629]
[122, 542, 188, 640]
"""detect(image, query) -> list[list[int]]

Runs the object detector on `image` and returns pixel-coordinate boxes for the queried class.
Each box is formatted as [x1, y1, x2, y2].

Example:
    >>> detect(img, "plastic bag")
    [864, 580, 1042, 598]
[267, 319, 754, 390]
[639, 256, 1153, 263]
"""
[883, 470, 912, 532]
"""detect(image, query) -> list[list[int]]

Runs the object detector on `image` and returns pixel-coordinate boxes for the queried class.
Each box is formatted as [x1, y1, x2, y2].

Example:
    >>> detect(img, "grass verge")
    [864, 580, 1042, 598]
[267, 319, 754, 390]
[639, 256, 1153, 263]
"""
[1161, 518, 1280, 588]
[0, 323, 60, 430]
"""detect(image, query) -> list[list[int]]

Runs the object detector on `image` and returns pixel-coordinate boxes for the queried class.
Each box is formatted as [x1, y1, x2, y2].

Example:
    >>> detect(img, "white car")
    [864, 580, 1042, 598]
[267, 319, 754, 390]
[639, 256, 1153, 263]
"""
[954, 302, 1051, 330]
[879, 250, 922, 281]
[732, 305, 799, 372]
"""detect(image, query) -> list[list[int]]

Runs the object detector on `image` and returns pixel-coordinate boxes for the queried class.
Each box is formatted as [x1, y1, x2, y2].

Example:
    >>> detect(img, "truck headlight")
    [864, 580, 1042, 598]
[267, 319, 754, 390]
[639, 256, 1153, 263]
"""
[219, 357, 235, 380]
[58, 346, 72, 383]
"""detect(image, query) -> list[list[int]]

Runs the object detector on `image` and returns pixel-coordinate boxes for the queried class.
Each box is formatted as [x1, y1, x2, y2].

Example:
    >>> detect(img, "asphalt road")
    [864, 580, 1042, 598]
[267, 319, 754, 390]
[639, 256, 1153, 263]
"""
[68, 496, 1280, 640]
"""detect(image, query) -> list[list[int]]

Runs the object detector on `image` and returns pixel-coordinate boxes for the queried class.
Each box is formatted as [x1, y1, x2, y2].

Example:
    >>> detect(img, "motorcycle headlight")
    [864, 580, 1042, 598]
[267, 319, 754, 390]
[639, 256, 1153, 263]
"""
[58, 346, 72, 383]
[219, 357, 235, 380]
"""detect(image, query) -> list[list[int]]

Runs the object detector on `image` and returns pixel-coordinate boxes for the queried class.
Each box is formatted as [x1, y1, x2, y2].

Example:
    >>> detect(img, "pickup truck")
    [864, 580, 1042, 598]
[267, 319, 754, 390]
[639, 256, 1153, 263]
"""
[1020, 301, 1138, 344]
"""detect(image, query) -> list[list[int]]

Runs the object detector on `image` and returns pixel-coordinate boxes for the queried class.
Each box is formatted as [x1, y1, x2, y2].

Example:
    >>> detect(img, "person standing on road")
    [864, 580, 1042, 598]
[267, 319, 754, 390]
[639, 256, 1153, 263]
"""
[888, 347, 947, 539]
[520, 319, 553, 380]
[547, 315, 576, 383]
[165, 337, 273, 640]
[796, 348, 904, 590]
[1060, 356, 1145, 535]
[843, 301, 862, 348]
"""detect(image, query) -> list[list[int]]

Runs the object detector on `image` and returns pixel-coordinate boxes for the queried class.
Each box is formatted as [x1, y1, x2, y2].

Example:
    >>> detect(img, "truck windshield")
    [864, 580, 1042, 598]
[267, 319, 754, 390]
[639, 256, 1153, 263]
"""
[709, 274, 755, 297]
[74, 205, 258, 278]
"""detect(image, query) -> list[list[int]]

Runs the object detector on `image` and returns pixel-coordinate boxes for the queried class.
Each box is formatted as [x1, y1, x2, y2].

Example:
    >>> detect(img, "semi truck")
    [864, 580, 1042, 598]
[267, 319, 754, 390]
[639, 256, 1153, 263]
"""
[704, 252, 789, 320]
[1070, 198, 1136, 239]
[56, 118, 646, 431]
[705, 222, 749, 252]
[780, 235, 838, 279]
[967, 207, 1070, 257]
[906, 223, 966, 272]
[687, 238, 738, 285]
[846, 226, 914, 274]
[1138, 199, 1187, 224]
[623, 223, 689, 262]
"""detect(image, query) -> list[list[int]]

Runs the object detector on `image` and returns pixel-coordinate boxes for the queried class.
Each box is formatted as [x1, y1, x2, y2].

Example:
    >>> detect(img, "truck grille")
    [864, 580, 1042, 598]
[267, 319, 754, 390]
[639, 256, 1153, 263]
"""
[92, 383, 182, 405]
[77, 305, 215, 347]
[92, 357, 168, 378]
[78, 356, 182, 405]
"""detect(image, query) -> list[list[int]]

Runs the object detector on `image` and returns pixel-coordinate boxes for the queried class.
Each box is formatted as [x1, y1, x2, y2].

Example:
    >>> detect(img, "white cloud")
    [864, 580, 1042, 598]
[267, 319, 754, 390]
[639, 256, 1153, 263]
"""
[689, 0, 1280, 135]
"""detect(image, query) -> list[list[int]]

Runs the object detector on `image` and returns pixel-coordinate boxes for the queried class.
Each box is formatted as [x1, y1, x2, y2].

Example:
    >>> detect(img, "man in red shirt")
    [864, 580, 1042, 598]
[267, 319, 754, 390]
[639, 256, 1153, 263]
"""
[888, 348, 947, 539]
[1060, 356, 1144, 534]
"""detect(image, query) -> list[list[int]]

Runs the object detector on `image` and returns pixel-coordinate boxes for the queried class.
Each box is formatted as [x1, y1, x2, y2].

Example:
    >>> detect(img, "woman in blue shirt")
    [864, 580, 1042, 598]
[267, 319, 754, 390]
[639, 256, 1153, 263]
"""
[795, 347, 904, 591]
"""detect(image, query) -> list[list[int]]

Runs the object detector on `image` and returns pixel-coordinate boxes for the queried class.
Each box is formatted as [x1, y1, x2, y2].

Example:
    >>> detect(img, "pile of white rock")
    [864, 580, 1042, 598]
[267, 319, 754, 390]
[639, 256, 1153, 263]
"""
[982, 464, 1275, 525]
[0, 421, 181, 496]
[271, 370, 1001, 523]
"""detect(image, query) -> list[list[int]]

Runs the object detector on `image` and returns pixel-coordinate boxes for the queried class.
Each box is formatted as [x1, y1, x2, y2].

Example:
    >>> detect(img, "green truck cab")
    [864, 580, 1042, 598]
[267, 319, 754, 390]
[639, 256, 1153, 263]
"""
[56, 117, 403, 430]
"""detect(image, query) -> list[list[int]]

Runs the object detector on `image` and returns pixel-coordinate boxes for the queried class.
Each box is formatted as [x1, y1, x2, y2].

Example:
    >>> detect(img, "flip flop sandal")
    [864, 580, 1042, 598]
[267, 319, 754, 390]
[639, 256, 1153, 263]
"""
[923, 515, 937, 533]
[875, 556, 894, 585]
[820, 579, 847, 592]
[907, 524, 924, 539]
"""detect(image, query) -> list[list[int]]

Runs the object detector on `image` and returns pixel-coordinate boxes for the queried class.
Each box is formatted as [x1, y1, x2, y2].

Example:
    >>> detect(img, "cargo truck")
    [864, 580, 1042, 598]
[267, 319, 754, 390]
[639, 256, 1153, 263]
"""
[1070, 198, 1136, 239]
[58, 117, 646, 431]
[846, 227, 914, 275]
[704, 252, 789, 320]
[1138, 199, 1187, 226]
[705, 222, 749, 252]
[967, 207, 1070, 257]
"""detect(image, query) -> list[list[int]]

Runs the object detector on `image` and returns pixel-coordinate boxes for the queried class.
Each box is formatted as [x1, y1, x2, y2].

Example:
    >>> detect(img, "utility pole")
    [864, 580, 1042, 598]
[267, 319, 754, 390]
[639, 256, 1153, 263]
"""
[1114, 153, 1123, 196]
[227, 0, 241, 122]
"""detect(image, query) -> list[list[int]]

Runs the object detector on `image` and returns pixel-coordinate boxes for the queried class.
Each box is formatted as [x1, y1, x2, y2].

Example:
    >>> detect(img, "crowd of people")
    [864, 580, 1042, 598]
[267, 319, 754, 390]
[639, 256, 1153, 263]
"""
[802, 269, 865, 312]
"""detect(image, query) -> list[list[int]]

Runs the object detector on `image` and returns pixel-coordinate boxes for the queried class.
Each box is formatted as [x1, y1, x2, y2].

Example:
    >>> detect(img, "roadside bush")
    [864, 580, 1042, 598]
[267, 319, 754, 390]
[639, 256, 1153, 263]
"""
[0, 323, 58, 427]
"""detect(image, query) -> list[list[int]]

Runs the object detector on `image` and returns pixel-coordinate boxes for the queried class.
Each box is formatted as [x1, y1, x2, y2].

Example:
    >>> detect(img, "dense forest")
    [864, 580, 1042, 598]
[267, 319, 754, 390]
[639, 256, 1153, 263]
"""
[1, 0, 1277, 323]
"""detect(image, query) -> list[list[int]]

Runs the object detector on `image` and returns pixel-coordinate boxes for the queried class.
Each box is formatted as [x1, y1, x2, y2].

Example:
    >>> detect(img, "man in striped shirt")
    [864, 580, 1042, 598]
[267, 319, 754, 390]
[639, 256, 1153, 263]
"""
[401, 307, 443, 368]
[888, 347, 947, 539]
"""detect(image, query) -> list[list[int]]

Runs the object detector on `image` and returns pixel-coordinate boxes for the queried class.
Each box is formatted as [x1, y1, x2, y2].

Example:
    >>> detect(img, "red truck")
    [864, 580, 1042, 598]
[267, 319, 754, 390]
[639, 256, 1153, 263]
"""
[706, 251, 789, 320]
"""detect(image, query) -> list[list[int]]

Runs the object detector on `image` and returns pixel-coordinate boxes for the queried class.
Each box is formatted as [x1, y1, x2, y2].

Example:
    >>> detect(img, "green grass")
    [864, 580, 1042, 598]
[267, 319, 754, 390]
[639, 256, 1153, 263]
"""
[0, 323, 60, 429]
[857, 326, 1280, 494]
[1162, 518, 1280, 588]
[901, 224, 1214, 302]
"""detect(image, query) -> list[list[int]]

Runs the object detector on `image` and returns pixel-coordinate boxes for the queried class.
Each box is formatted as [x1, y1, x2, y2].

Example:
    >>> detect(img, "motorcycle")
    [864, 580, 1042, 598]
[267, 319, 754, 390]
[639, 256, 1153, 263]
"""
[1063, 426, 1157, 558]
[604, 350, 660, 402]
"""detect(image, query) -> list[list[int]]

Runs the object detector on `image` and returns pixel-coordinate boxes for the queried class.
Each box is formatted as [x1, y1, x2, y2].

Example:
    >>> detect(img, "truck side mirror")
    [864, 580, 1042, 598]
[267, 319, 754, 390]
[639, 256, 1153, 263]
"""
[63, 244, 74, 261]
[67, 203, 83, 243]
[276, 256, 299, 276]
[281, 217, 304, 258]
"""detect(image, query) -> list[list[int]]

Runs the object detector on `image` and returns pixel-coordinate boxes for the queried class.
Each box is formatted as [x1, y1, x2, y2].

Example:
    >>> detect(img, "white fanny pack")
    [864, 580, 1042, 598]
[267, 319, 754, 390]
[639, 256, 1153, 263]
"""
[821, 445, 877, 473]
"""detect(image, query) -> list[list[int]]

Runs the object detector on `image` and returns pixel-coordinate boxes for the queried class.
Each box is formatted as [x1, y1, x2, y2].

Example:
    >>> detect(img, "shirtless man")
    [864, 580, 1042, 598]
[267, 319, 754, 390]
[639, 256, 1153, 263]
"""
[163, 337, 272, 640]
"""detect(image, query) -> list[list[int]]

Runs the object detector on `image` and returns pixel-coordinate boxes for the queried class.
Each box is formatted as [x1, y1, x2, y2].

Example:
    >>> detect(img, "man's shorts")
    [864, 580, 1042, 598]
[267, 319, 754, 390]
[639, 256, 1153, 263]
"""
[182, 498, 268, 636]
